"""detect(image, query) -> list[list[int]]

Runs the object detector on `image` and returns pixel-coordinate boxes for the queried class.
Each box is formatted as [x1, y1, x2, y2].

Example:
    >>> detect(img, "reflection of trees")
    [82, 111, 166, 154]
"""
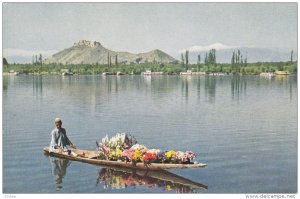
[196, 76, 201, 100]
[6, 75, 295, 108]
[231, 75, 247, 101]
[275, 75, 297, 102]
[50, 157, 71, 191]
[3, 76, 9, 92]
[32, 76, 43, 97]
[205, 76, 216, 103]
[181, 77, 190, 100]
[96, 167, 207, 193]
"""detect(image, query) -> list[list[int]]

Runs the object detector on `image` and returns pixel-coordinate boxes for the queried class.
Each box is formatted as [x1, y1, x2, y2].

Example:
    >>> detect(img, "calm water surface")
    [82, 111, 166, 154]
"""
[3, 75, 297, 193]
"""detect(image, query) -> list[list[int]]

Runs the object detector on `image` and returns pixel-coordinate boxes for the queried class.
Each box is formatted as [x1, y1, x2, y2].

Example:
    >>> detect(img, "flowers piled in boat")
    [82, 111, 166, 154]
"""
[165, 150, 176, 159]
[96, 133, 137, 160]
[143, 151, 157, 162]
[175, 151, 196, 163]
[132, 149, 144, 162]
[96, 133, 197, 164]
[121, 148, 134, 161]
[98, 133, 137, 151]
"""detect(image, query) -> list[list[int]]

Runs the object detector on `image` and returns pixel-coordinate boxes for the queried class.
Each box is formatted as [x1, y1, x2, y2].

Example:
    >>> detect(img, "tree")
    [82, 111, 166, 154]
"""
[107, 52, 110, 66]
[291, 50, 294, 64]
[197, 54, 201, 72]
[204, 53, 208, 65]
[207, 49, 216, 66]
[244, 51, 248, 66]
[181, 53, 185, 68]
[115, 55, 118, 66]
[237, 50, 241, 64]
[185, 50, 189, 71]
[35, 55, 38, 65]
[231, 51, 236, 73]
[3, 57, 8, 66]
[211, 49, 216, 65]
[39, 54, 43, 66]
[231, 51, 236, 65]
[135, 57, 142, 64]
[39, 54, 43, 73]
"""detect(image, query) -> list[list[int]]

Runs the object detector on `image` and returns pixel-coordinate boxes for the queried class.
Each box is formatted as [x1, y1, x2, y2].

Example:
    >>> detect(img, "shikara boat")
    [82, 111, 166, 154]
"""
[275, 71, 290, 75]
[43, 147, 207, 170]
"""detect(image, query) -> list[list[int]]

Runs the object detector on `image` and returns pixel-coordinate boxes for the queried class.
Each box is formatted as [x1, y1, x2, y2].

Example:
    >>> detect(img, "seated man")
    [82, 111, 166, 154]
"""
[49, 118, 76, 154]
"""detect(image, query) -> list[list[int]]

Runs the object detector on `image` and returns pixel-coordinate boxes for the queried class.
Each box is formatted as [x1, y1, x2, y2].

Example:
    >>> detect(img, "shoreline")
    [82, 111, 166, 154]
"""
[3, 73, 296, 77]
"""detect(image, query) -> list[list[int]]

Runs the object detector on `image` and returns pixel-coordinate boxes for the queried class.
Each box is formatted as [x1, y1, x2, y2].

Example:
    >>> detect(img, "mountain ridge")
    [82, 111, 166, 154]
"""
[44, 40, 177, 65]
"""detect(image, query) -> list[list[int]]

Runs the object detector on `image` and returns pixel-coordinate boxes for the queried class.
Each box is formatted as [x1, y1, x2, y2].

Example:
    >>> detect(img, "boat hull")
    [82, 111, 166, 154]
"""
[43, 147, 207, 170]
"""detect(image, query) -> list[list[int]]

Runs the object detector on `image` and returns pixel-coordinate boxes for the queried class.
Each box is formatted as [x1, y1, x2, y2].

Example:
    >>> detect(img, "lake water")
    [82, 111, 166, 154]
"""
[2, 75, 297, 193]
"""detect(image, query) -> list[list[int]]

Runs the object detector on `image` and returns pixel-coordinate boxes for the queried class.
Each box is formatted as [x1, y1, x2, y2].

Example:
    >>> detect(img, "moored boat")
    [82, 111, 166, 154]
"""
[275, 71, 290, 75]
[62, 72, 74, 76]
[43, 147, 207, 170]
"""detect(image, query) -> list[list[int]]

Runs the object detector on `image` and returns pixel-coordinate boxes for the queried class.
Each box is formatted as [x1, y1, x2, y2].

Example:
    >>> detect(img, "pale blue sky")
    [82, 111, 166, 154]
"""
[3, 2, 297, 60]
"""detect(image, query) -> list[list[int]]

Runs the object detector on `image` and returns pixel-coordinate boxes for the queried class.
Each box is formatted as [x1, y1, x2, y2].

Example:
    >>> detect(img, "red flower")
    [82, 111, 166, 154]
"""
[143, 152, 157, 162]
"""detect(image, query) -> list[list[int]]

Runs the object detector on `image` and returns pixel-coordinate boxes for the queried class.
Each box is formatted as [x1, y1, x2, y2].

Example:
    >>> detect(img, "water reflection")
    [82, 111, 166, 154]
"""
[205, 76, 216, 103]
[32, 76, 43, 97]
[6, 75, 296, 108]
[96, 167, 208, 193]
[46, 154, 207, 193]
[231, 75, 247, 102]
[3, 76, 9, 92]
[50, 157, 71, 191]
[196, 76, 201, 101]
[181, 76, 191, 100]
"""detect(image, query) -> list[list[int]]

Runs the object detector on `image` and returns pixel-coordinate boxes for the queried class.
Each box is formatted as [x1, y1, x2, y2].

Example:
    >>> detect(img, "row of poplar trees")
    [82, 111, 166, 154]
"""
[180, 49, 217, 72]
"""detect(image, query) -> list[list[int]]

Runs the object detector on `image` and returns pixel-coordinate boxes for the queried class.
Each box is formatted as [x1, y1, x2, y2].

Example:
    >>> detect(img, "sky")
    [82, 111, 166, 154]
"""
[3, 3, 298, 62]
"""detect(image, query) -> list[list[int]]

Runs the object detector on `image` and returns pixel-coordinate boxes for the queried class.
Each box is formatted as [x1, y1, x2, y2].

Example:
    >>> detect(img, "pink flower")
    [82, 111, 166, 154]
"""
[102, 145, 110, 153]
[147, 149, 160, 155]
[121, 148, 134, 161]
[185, 151, 196, 161]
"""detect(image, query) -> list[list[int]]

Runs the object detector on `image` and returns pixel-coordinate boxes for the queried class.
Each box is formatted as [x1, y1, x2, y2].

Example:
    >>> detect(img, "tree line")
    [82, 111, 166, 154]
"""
[3, 49, 297, 75]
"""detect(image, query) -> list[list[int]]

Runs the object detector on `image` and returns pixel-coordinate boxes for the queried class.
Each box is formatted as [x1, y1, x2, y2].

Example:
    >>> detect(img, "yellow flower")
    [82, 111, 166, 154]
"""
[115, 148, 122, 158]
[165, 150, 176, 159]
[132, 150, 143, 162]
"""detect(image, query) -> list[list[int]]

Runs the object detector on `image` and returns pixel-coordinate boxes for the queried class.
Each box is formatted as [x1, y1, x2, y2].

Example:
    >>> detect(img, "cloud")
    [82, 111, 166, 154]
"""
[3, 48, 57, 58]
[177, 43, 255, 54]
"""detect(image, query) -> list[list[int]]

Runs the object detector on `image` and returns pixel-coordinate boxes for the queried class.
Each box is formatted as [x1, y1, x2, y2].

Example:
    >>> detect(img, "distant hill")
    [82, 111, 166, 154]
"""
[44, 40, 177, 65]
[176, 43, 297, 64]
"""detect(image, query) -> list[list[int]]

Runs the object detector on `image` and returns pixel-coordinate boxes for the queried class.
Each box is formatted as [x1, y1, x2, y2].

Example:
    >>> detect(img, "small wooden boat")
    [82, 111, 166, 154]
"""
[43, 147, 207, 170]
[275, 71, 290, 75]
[62, 72, 74, 76]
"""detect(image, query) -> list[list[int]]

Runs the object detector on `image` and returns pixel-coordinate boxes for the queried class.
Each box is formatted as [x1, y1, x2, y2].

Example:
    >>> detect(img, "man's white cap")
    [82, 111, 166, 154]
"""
[55, 118, 62, 123]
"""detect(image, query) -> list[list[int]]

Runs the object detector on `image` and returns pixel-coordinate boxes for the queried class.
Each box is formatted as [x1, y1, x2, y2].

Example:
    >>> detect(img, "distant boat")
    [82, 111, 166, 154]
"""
[260, 72, 275, 77]
[116, 71, 124, 75]
[3, 70, 19, 76]
[209, 72, 225, 76]
[180, 70, 192, 75]
[62, 72, 74, 76]
[142, 70, 152, 75]
[275, 71, 290, 75]
[142, 70, 163, 75]
[102, 72, 113, 76]
[180, 70, 206, 75]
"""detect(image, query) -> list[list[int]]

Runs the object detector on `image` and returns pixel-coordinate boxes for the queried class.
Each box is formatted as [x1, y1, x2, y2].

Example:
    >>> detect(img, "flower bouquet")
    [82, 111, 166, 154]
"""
[96, 133, 197, 164]
[96, 133, 137, 160]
